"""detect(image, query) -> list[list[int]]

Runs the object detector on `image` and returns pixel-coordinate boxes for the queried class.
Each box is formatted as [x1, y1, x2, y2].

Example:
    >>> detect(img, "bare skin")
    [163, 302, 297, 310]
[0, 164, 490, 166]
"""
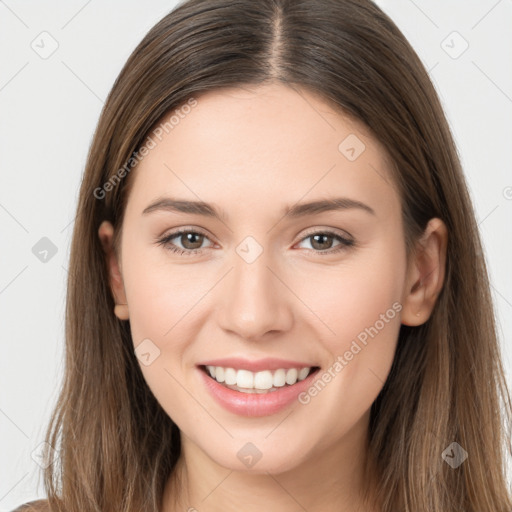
[98, 83, 447, 512]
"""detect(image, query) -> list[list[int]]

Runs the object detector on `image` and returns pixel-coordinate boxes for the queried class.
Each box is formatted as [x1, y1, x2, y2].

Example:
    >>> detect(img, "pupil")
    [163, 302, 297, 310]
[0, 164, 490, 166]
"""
[183, 232, 203, 249]
[312, 234, 332, 250]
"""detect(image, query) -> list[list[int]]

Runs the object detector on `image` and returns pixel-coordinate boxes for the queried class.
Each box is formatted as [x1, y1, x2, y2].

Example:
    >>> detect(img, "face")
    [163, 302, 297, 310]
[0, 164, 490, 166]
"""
[101, 83, 425, 474]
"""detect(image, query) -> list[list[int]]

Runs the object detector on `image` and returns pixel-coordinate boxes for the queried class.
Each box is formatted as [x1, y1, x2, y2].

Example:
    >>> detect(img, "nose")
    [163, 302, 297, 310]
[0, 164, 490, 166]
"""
[216, 249, 294, 342]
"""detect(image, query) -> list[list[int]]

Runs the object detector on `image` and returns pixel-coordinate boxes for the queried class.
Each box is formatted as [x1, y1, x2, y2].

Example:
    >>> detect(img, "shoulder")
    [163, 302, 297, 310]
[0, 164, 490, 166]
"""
[11, 499, 51, 511]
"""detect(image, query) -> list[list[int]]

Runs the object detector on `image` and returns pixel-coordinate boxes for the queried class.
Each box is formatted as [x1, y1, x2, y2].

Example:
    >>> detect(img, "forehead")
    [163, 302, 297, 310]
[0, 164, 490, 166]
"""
[125, 83, 399, 219]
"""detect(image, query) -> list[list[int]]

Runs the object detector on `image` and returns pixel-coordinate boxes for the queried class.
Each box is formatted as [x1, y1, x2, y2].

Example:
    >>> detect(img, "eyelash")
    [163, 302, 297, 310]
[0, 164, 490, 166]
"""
[156, 228, 355, 257]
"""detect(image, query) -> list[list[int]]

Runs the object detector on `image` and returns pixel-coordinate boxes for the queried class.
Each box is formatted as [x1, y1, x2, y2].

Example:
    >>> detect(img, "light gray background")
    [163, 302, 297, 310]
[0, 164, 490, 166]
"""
[1, 1, 511, 509]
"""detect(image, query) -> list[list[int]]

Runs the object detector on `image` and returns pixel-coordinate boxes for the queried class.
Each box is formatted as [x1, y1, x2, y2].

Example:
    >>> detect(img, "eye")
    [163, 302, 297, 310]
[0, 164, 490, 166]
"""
[157, 228, 214, 256]
[295, 230, 354, 255]
[156, 228, 354, 256]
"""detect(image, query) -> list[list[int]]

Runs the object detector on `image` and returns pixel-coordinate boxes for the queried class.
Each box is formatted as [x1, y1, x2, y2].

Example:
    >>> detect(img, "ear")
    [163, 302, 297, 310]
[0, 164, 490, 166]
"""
[98, 220, 129, 321]
[401, 218, 448, 326]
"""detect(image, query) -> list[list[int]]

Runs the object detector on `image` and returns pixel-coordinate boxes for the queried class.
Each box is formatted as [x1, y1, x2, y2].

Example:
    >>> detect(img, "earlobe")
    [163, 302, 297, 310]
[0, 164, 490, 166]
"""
[401, 218, 448, 326]
[98, 220, 129, 321]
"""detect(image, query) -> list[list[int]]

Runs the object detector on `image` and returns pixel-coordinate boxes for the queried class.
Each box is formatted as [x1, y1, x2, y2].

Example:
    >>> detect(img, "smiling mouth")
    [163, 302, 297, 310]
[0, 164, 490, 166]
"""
[200, 365, 321, 394]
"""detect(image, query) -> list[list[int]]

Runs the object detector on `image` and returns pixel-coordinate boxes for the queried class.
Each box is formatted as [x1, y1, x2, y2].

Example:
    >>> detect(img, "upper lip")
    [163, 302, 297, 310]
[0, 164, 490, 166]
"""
[196, 357, 318, 372]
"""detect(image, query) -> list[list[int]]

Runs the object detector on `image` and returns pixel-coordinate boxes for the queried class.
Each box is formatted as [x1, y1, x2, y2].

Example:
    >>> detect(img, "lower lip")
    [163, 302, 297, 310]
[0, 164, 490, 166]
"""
[198, 366, 319, 417]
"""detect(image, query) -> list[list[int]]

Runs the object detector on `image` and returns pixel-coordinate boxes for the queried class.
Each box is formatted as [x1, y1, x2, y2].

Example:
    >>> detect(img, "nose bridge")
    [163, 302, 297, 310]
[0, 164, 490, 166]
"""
[216, 239, 293, 340]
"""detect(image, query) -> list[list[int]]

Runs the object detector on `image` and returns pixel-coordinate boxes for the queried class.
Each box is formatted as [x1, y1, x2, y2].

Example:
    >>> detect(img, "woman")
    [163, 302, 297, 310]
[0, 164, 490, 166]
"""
[13, 0, 512, 510]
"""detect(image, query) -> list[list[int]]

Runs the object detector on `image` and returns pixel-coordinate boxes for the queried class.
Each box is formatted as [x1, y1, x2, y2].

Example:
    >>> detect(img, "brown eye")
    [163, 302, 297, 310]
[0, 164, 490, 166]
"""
[177, 232, 205, 250]
[297, 230, 354, 255]
[157, 229, 213, 256]
[310, 233, 336, 251]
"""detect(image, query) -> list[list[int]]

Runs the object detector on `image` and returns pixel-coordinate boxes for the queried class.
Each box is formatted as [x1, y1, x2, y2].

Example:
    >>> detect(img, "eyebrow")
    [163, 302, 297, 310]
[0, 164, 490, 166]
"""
[142, 196, 376, 220]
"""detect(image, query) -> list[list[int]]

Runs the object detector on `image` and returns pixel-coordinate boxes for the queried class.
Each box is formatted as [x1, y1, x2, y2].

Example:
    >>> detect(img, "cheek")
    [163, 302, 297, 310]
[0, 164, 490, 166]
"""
[301, 266, 401, 401]
[119, 241, 204, 401]
[121, 235, 208, 345]
[121, 251, 203, 427]
[294, 238, 405, 443]
[304, 306, 401, 435]
[292, 233, 406, 347]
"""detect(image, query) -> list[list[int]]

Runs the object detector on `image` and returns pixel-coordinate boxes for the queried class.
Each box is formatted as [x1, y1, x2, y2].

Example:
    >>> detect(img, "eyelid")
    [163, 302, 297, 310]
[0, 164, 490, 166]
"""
[158, 225, 215, 242]
[297, 226, 353, 242]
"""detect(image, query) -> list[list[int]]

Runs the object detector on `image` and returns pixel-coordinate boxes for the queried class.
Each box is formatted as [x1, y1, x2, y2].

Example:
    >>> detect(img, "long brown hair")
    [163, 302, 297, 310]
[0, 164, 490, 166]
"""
[35, 0, 512, 510]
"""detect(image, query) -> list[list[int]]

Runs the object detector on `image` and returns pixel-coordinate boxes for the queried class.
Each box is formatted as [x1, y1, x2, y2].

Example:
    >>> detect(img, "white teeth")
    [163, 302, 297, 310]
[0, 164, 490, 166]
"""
[273, 368, 286, 387]
[285, 368, 298, 385]
[298, 367, 310, 381]
[224, 367, 237, 385]
[254, 370, 273, 390]
[205, 365, 314, 390]
[236, 369, 254, 388]
[214, 366, 224, 383]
